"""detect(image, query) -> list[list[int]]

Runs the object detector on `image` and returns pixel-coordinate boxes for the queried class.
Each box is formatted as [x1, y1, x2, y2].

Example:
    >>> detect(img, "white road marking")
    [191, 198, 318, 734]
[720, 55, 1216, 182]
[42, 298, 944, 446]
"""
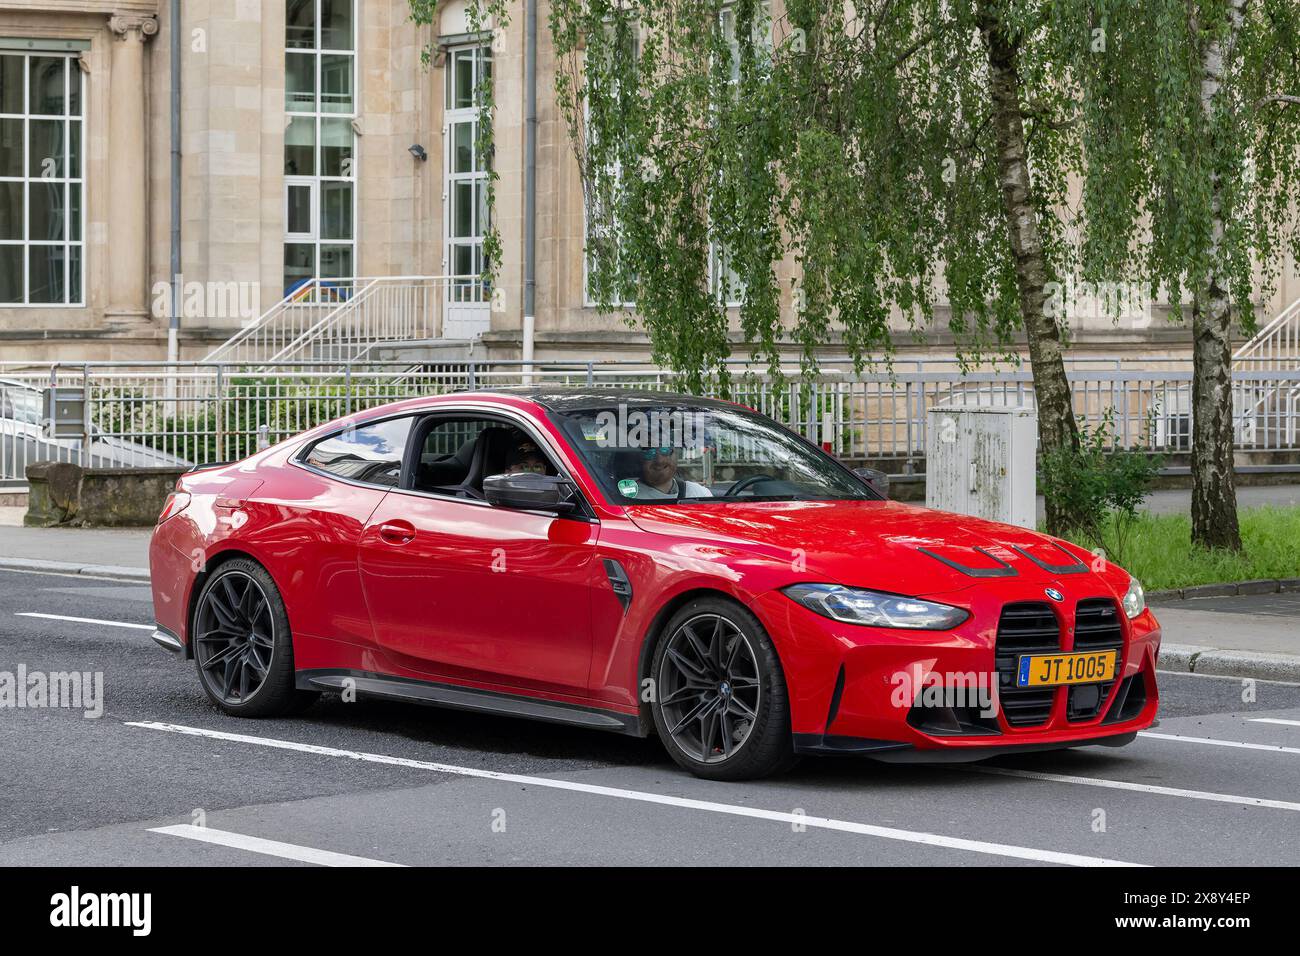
[967, 766, 1300, 812]
[1139, 731, 1300, 755]
[148, 824, 404, 867]
[1250, 718, 1300, 728]
[126, 721, 1143, 868]
[16, 612, 154, 631]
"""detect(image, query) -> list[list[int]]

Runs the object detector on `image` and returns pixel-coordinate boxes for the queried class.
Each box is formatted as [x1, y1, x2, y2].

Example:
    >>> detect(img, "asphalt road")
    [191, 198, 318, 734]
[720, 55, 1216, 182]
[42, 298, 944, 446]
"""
[2, 567, 1299, 867]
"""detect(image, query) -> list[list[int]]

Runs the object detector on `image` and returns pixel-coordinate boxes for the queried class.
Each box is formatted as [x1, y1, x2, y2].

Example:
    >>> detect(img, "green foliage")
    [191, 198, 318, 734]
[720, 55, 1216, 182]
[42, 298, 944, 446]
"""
[1095, 505, 1300, 591]
[1038, 409, 1164, 564]
[550, 0, 1096, 391]
[1069, 0, 1300, 331]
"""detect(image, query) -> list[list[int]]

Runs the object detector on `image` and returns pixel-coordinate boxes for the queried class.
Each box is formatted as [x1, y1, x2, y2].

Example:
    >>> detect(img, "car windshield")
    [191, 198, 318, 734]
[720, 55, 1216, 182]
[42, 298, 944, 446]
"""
[551, 402, 876, 504]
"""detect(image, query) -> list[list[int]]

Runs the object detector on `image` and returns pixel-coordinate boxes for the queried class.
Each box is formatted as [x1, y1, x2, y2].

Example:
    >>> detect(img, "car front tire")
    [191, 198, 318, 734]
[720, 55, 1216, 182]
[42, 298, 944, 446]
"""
[650, 597, 797, 781]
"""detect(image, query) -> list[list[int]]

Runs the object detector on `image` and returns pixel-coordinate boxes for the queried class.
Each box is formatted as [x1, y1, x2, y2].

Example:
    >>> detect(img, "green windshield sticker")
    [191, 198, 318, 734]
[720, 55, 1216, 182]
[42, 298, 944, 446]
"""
[617, 478, 638, 497]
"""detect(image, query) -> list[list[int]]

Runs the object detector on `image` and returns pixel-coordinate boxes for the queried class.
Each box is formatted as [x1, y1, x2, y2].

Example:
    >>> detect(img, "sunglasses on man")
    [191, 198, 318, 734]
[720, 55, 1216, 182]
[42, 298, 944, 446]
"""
[640, 446, 676, 460]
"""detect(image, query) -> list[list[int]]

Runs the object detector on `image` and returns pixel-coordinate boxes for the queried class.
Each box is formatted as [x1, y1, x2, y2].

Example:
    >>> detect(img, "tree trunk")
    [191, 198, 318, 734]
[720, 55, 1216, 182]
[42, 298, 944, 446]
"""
[1190, 0, 1248, 551]
[1191, 293, 1241, 549]
[979, 6, 1079, 536]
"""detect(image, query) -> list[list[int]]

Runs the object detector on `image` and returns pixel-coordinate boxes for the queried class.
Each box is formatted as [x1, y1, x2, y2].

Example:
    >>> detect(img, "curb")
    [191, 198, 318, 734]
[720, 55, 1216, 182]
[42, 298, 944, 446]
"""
[0, 557, 150, 583]
[1149, 578, 1300, 601]
[1159, 642, 1300, 683]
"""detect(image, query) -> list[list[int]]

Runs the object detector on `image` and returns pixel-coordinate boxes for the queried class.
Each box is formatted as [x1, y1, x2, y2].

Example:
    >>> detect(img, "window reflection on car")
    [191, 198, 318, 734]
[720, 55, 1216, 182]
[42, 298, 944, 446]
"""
[304, 417, 410, 487]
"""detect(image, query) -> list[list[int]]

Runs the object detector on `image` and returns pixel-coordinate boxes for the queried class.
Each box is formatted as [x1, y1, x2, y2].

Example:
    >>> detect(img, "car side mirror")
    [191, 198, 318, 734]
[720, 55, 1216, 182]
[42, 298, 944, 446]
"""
[852, 467, 890, 499]
[483, 472, 579, 513]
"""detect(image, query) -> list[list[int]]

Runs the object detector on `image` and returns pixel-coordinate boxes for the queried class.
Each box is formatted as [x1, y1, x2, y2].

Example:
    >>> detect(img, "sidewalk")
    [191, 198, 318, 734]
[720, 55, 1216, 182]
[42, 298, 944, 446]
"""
[1, 512, 1296, 682]
[1150, 592, 1300, 682]
[0, 509, 149, 578]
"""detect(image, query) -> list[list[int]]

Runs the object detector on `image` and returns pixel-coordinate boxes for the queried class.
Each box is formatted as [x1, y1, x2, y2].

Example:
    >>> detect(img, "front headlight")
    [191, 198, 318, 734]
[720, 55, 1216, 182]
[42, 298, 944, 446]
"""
[782, 583, 969, 630]
[1122, 577, 1146, 619]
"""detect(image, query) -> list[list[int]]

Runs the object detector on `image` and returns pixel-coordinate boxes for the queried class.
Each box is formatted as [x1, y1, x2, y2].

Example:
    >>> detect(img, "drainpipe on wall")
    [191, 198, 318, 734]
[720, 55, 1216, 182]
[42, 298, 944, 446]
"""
[167, 0, 181, 366]
[521, 0, 538, 383]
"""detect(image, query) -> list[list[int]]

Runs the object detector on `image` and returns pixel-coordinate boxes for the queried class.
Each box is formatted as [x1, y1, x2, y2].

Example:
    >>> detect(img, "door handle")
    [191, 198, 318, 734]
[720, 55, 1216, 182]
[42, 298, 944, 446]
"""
[377, 520, 416, 545]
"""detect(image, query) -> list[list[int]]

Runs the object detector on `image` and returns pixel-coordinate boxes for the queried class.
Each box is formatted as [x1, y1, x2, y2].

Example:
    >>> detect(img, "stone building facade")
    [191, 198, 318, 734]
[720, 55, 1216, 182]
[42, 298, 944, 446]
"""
[0, 0, 1293, 366]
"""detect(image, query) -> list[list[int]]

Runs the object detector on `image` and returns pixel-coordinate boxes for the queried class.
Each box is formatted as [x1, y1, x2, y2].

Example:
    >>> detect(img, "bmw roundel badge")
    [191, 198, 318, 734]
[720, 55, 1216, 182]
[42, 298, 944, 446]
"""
[1045, 587, 1064, 603]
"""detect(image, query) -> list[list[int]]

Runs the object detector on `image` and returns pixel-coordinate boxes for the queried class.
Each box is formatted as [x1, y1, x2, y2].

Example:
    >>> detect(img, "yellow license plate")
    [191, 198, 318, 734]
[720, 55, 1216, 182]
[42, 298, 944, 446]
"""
[1016, 650, 1117, 688]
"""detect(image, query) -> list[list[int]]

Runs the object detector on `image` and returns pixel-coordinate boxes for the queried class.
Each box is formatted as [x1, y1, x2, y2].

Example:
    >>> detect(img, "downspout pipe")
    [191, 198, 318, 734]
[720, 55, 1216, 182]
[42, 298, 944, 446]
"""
[521, 0, 537, 383]
[168, 0, 181, 364]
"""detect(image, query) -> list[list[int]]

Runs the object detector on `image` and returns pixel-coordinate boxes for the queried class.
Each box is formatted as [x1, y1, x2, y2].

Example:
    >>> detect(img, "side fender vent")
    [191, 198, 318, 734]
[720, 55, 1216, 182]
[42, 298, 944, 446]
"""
[602, 559, 633, 612]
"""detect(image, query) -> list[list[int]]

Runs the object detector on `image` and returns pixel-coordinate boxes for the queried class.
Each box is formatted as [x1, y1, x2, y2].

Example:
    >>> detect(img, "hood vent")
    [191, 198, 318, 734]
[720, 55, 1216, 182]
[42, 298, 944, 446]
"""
[915, 545, 1017, 578]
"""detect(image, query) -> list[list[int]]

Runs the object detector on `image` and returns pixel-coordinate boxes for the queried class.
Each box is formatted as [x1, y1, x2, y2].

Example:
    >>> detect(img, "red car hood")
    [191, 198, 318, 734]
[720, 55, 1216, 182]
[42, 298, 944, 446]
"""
[624, 498, 1099, 596]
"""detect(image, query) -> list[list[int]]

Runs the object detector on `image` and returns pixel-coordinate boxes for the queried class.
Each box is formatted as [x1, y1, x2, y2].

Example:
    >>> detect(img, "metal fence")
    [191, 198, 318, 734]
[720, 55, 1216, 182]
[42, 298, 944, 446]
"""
[3, 358, 1299, 481]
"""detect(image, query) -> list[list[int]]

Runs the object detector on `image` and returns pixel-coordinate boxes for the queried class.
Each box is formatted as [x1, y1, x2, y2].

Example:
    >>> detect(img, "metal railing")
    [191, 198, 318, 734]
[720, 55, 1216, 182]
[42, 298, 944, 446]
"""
[1234, 296, 1300, 370]
[1230, 296, 1300, 439]
[202, 276, 455, 367]
[4, 358, 1300, 481]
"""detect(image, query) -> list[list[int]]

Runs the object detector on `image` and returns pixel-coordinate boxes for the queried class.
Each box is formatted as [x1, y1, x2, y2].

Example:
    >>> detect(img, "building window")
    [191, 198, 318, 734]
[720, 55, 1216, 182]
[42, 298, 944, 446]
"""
[704, 3, 770, 309]
[719, 2, 773, 84]
[581, 27, 638, 309]
[709, 243, 744, 308]
[284, 0, 356, 297]
[444, 44, 491, 305]
[0, 52, 83, 305]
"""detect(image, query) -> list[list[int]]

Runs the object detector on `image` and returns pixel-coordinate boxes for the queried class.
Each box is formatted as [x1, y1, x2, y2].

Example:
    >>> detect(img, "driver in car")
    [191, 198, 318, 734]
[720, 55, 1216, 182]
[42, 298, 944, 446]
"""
[504, 440, 549, 476]
[636, 446, 712, 499]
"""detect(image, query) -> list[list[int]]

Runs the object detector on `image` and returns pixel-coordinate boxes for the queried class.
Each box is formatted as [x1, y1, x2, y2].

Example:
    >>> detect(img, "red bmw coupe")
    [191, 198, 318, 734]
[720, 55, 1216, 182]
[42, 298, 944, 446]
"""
[149, 389, 1160, 780]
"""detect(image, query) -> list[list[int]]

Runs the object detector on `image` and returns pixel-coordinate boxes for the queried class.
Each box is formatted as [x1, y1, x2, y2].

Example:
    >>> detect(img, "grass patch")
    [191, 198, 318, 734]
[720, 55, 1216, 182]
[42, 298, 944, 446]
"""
[1062, 505, 1300, 592]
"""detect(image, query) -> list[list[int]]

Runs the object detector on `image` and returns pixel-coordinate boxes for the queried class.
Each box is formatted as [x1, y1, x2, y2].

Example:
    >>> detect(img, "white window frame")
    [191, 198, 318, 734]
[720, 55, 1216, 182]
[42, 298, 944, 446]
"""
[704, 2, 773, 310]
[581, 28, 638, 309]
[0, 51, 85, 307]
[283, 0, 357, 293]
[708, 242, 745, 308]
[284, 177, 318, 240]
[719, 2, 773, 83]
[581, 151, 637, 309]
[443, 43, 492, 306]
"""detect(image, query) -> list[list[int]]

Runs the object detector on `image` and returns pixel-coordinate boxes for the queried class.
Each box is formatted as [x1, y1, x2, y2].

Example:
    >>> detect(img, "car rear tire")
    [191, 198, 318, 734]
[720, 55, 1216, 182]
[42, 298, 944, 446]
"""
[650, 597, 797, 781]
[192, 558, 318, 717]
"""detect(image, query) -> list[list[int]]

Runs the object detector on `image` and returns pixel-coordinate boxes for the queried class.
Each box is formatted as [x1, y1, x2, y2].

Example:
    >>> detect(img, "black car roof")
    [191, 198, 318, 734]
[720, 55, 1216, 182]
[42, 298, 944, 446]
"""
[464, 386, 743, 414]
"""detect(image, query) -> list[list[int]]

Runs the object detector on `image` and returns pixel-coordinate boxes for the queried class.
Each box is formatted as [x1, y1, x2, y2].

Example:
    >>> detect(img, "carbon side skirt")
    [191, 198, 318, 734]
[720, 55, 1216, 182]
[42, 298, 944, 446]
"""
[296, 668, 645, 737]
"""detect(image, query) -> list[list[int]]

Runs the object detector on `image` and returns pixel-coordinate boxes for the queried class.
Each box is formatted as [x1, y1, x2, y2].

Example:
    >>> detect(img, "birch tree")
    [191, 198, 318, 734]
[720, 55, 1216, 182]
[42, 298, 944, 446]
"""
[1071, 0, 1300, 551]
[553, 0, 1090, 533]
